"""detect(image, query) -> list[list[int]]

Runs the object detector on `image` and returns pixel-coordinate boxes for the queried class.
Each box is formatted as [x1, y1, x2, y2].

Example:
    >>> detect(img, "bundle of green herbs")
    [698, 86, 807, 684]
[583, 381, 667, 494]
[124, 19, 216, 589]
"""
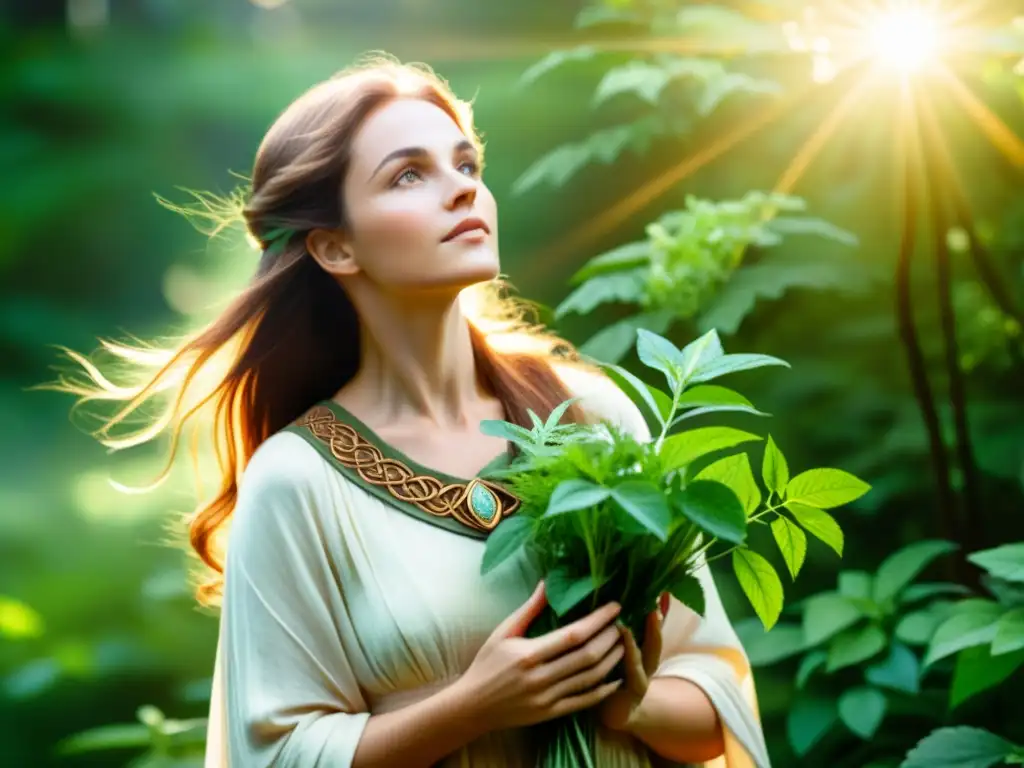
[479, 329, 870, 767]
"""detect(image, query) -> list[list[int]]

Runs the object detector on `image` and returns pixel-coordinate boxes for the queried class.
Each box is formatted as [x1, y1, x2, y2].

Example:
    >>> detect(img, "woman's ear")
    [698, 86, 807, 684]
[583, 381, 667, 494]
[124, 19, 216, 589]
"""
[306, 228, 359, 276]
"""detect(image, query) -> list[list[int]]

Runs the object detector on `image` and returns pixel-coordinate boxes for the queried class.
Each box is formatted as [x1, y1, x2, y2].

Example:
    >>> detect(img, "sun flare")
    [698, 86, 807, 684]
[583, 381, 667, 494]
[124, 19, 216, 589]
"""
[865, 7, 944, 72]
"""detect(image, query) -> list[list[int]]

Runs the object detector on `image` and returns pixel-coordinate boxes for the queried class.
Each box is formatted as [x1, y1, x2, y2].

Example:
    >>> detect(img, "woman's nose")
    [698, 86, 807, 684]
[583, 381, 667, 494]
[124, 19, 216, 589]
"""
[445, 173, 477, 210]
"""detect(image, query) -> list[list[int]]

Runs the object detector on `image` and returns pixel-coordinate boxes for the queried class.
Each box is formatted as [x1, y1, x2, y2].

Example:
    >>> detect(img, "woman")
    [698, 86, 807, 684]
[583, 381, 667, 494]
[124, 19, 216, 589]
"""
[62, 56, 769, 767]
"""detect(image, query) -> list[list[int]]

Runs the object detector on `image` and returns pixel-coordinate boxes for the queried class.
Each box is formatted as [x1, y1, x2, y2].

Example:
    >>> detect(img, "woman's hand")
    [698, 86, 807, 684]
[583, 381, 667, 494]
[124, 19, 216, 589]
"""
[451, 581, 626, 731]
[599, 591, 670, 732]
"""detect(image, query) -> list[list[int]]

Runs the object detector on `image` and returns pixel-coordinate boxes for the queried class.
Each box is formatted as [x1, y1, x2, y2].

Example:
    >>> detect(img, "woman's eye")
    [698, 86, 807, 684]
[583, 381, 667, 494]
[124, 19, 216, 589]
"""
[395, 168, 422, 186]
[458, 160, 480, 176]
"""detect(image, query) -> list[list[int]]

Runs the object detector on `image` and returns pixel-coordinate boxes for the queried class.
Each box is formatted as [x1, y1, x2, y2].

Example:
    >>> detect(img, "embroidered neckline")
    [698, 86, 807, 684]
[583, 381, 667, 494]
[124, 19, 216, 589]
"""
[292, 402, 520, 535]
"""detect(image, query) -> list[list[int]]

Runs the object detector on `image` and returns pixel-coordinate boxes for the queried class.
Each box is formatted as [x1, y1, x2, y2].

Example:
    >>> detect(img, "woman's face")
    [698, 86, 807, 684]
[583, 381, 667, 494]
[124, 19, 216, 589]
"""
[338, 97, 499, 294]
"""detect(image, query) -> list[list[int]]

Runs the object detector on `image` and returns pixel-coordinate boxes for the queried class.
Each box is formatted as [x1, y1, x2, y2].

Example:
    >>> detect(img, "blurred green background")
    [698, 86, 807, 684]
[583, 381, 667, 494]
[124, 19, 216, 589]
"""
[3, 0, 1024, 766]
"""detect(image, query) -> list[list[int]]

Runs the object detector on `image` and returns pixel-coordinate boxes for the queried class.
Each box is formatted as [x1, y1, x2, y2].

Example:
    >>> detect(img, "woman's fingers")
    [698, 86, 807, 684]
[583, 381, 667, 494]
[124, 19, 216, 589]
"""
[618, 622, 648, 696]
[545, 640, 624, 702]
[642, 609, 663, 676]
[497, 581, 547, 639]
[536, 622, 621, 683]
[528, 601, 621, 664]
[550, 679, 624, 720]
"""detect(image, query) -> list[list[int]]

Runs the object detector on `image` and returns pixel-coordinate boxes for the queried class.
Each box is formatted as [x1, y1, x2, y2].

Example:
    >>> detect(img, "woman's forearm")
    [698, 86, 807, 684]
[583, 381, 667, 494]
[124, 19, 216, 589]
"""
[627, 677, 725, 763]
[351, 681, 486, 768]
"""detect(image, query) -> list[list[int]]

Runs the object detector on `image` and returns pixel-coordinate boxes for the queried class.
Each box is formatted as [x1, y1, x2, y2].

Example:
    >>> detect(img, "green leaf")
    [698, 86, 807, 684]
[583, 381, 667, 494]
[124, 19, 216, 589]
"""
[739, 623, 805, 666]
[691, 352, 790, 384]
[766, 215, 859, 246]
[593, 60, 675, 105]
[992, 608, 1024, 656]
[873, 540, 959, 605]
[968, 543, 1024, 583]
[771, 516, 807, 579]
[518, 45, 598, 87]
[677, 329, 724, 381]
[56, 723, 152, 755]
[481, 516, 534, 575]
[0, 597, 44, 640]
[896, 608, 948, 646]
[827, 624, 887, 672]
[787, 503, 844, 556]
[555, 270, 646, 318]
[787, 696, 837, 756]
[924, 602, 1002, 666]
[786, 468, 871, 509]
[668, 572, 706, 617]
[674, 384, 764, 414]
[866, 642, 921, 694]
[803, 593, 865, 646]
[602, 361, 666, 428]
[570, 241, 651, 284]
[796, 651, 827, 688]
[582, 312, 673, 365]
[901, 726, 1018, 768]
[838, 571, 874, 601]
[661, 427, 762, 471]
[546, 568, 598, 617]
[647, 386, 674, 424]
[544, 397, 580, 431]
[900, 583, 972, 604]
[838, 687, 887, 739]
[733, 549, 784, 630]
[636, 329, 684, 390]
[762, 435, 790, 495]
[696, 453, 761, 517]
[610, 481, 671, 541]
[949, 646, 1024, 709]
[545, 479, 611, 517]
[479, 419, 536, 450]
[673, 480, 747, 544]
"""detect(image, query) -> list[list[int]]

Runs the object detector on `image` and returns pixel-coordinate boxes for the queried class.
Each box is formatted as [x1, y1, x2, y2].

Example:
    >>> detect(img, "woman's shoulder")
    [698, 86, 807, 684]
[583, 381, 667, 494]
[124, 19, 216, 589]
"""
[552, 361, 650, 440]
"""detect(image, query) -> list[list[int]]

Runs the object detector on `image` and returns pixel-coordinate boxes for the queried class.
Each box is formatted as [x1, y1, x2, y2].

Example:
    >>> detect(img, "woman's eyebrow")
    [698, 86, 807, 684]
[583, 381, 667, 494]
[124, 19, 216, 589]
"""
[368, 139, 477, 181]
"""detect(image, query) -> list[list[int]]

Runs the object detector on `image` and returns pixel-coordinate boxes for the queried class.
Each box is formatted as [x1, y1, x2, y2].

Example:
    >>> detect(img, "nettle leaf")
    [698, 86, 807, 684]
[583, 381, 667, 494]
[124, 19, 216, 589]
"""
[518, 45, 598, 87]
[924, 602, 1003, 666]
[786, 468, 871, 509]
[479, 419, 537, 451]
[677, 329, 724, 381]
[661, 427, 762, 471]
[581, 313, 673, 365]
[611, 480, 671, 541]
[733, 548, 784, 630]
[901, 583, 972, 604]
[762, 435, 790, 496]
[673, 480, 747, 544]
[992, 608, 1024, 656]
[873, 540, 959, 605]
[896, 606, 951, 646]
[827, 624, 887, 672]
[901, 726, 1019, 768]
[696, 453, 761, 516]
[787, 696, 837, 757]
[771, 516, 807, 579]
[838, 687, 887, 739]
[671, 385, 768, 424]
[636, 329, 685, 390]
[696, 71, 782, 116]
[796, 651, 828, 688]
[838, 571, 874, 601]
[968, 543, 1024, 583]
[481, 516, 534, 575]
[803, 593, 865, 646]
[766, 215, 859, 246]
[555, 270, 646, 318]
[698, 258, 872, 335]
[669, 571, 706, 616]
[544, 397, 579, 431]
[690, 353, 790, 384]
[593, 60, 676, 105]
[787, 503, 844, 556]
[866, 642, 921, 694]
[602, 361, 668, 428]
[737, 621, 805, 666]
[950, 646, 1024, 709]
[546, 567, 598, 616]
[545, 479, 612, 517]
[570, 241, 651, 284]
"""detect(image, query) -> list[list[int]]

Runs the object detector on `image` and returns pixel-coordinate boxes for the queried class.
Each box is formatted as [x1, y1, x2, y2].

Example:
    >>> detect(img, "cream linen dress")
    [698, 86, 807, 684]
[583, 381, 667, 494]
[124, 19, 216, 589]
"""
[203, 367, 771, 768]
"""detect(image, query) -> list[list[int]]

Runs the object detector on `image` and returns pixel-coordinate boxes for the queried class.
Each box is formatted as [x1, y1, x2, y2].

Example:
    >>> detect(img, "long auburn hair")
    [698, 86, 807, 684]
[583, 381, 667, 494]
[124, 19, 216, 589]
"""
[54, 55, 591, 606]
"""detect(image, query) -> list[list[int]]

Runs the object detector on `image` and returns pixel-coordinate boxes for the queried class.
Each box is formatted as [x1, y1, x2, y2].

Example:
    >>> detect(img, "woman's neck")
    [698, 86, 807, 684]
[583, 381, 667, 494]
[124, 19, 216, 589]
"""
[340, 288, 489, 428]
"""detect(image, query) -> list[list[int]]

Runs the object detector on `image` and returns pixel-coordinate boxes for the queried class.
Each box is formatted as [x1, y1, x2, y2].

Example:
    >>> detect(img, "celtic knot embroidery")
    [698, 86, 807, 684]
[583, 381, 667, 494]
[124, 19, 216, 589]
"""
[295, 406, 519, 533]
